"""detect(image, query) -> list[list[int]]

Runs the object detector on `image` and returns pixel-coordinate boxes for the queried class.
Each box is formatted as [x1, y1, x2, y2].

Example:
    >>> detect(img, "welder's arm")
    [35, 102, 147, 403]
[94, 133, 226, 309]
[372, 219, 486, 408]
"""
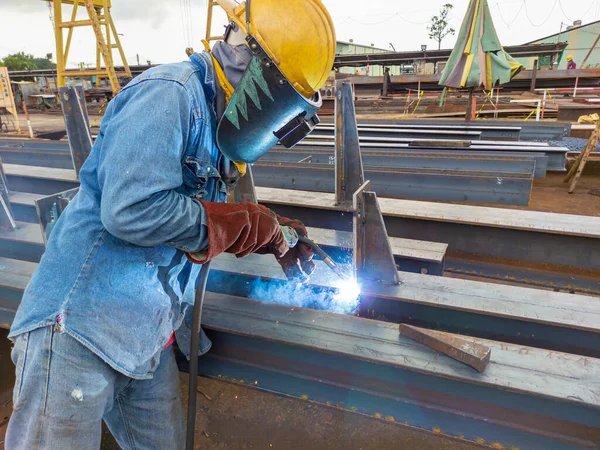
[97, 80, 209, 252]
[97, 79, 291, 258]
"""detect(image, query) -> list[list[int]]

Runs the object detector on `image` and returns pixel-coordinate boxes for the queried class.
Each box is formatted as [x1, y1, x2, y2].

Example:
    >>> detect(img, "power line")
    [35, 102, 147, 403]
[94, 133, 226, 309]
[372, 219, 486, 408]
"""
[494, 0, 526, 28]
[523, 0, 558, 27]
[558, 0, 597, 23]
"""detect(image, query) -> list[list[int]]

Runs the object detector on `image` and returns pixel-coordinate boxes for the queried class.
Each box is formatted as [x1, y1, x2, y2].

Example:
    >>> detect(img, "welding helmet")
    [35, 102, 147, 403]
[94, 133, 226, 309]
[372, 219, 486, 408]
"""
[566, 55, 574, 62]
[214, 0, 336, 163]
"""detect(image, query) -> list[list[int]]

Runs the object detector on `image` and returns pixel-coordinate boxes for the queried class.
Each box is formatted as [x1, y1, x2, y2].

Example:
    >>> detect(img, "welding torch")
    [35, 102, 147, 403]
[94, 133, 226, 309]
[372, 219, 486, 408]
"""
[281, 226, 348, 281]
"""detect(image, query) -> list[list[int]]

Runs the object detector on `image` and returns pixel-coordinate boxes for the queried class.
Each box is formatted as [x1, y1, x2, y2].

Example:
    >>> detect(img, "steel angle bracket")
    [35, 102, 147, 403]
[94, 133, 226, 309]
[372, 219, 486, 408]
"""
[232, 165, 258, 204]
[35, 188, 80, 244]
[75, 85, 90, 129]
[353, 181, 400, 285]
[334, 80, 364, 207]
[59, 86, 93, 177]
[0, 157, 16, 230]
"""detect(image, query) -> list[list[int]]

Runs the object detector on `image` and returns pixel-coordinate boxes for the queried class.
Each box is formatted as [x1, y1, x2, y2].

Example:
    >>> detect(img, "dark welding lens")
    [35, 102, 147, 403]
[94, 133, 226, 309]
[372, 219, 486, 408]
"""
[274, 113, 320, 149]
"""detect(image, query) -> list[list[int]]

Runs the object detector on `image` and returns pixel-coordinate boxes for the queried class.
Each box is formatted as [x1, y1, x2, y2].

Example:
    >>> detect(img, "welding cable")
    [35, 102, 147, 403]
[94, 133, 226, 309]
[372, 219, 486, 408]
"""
[185, 260, 212, 450]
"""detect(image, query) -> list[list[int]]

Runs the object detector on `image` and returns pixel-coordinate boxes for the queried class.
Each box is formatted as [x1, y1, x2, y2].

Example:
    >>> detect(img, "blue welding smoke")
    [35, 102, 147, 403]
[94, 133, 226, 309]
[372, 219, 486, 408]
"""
[247, 266, 361, 315]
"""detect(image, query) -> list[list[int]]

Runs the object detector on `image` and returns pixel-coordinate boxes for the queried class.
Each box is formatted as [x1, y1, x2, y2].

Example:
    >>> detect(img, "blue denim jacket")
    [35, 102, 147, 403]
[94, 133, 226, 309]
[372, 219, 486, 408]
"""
[9, 52, 225, 379]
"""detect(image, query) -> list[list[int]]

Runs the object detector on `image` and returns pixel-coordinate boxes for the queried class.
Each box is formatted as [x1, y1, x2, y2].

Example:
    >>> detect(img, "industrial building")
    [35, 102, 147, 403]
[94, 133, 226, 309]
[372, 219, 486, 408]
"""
[521, 19, 600, 70]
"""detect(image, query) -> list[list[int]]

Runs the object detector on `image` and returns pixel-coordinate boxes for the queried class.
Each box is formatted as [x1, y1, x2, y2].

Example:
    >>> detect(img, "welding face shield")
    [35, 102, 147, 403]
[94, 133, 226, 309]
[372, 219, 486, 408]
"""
[216, 36, 322, 163]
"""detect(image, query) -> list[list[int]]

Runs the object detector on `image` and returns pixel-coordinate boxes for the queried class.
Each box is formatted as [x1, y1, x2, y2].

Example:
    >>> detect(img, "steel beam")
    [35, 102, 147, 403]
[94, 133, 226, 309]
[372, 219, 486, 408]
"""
[59, 86, 93, 175]
[34, 188, 80, 244]
[314, 127, 483, 141]
[289, 139, 567, 172]
[257, 188, 600, 295]
[1, 260, 598, 449]
[264, 148, 545, 178]
[334, 80, 364, 207]
[187, 293, 600, 450]
[353, 181, 399, 285]
[203, 254, 600, 358]
[2, 245, 599, 359]
[232, 165, 257, 204]
[325, 118, 571, 141]
[0, 158, 17, 230]
[4, 161, 533, 207]
[315, 122, 521, 140]
[251, 162, 533, 206]
[0, 141, 549, 178]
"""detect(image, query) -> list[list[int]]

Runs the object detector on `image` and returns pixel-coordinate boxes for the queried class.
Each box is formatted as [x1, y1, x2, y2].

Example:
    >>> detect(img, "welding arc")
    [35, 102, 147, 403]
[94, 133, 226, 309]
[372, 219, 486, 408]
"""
[297, 236, 348, 280]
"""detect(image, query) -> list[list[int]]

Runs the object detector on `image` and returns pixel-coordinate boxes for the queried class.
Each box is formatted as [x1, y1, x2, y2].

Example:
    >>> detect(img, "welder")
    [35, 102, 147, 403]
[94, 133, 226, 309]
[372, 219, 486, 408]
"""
[5, 0, 335, 448]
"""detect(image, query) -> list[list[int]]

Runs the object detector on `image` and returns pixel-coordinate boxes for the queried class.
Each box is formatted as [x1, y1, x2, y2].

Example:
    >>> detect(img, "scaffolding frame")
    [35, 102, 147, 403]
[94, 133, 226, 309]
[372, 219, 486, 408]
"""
[50, 0, 131, 94]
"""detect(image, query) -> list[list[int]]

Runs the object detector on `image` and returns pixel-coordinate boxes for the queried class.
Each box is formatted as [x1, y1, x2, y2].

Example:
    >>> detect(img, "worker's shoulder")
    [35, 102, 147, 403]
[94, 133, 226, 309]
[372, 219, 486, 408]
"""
[133, 61, 201, 86]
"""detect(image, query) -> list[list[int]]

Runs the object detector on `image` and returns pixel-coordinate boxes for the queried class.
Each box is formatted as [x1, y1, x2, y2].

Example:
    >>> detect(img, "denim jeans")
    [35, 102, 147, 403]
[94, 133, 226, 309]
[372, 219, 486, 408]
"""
[6, 326, 184, 449]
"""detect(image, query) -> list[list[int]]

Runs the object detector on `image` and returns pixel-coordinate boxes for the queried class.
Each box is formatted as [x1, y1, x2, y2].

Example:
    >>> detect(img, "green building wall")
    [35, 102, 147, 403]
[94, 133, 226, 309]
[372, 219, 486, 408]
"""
[516, 20, 600, 70]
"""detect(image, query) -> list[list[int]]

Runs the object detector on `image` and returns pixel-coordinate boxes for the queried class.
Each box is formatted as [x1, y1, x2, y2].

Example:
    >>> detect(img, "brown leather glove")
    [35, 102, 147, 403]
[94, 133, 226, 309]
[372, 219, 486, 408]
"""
[186, 201, 289, 264]
[276, 215, 315, 281]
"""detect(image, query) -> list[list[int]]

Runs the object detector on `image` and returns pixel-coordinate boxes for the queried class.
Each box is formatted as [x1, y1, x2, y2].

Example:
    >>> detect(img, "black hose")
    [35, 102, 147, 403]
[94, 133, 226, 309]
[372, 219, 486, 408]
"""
[185, 261, 212, 450]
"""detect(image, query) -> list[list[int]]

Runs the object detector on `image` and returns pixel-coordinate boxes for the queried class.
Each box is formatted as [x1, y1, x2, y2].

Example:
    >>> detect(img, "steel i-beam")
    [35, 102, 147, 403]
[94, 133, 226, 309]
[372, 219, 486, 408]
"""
[59, 86, 93, 176]
[334, 80, 364, 207]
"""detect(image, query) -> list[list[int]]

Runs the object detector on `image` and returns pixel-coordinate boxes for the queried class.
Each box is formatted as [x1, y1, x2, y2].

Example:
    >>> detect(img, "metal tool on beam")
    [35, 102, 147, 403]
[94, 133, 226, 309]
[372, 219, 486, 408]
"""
[399, 324, 491, 372]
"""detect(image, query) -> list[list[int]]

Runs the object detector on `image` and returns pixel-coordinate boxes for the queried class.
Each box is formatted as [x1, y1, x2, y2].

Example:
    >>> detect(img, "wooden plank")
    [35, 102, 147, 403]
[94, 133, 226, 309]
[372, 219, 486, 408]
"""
[212, 253, 600, 334]
[4, 164, 78, 182]
[256, 187, 600, 238]
[202, 292, 600, 408]
[307, 227, 447, 263]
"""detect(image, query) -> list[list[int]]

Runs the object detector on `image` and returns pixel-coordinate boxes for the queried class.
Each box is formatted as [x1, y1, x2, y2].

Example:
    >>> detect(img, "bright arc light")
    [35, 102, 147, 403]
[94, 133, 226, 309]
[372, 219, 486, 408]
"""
[332, 277, 361, 304]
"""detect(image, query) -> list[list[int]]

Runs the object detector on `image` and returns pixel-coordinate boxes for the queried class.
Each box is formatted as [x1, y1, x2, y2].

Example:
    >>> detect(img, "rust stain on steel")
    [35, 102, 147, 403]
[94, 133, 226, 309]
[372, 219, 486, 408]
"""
[399, 324, 491, 373]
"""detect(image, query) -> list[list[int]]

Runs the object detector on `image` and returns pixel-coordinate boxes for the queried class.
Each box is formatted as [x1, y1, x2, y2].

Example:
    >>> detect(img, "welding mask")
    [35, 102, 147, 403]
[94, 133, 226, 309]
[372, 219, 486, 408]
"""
[214, 0, 336, 163]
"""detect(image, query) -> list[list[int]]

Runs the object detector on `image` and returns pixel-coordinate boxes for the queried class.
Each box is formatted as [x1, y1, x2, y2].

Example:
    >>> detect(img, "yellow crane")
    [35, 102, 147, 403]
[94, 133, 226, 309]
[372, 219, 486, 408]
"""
[47, 0, 131, 95]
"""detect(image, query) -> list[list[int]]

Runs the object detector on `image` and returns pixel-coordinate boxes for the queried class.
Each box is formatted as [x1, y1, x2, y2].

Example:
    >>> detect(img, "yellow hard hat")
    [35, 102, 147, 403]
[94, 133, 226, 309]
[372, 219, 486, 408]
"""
[216, 0, 336, 98]
[567, 55, 573, 61]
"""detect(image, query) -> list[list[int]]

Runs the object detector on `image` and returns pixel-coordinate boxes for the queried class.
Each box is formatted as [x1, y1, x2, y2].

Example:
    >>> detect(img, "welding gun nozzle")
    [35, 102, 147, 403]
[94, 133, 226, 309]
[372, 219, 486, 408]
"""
[297, 236, 348, 281]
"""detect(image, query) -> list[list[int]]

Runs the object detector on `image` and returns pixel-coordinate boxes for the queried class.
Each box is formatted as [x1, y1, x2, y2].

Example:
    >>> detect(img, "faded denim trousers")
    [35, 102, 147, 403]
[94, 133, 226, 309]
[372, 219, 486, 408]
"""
[6, 326, 184, 449]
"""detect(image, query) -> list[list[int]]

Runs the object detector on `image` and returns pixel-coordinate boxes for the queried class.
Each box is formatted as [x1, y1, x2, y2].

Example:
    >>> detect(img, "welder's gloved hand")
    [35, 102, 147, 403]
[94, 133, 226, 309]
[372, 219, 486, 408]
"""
[186, 201, 289, 264]
[275, 215, 315, 282]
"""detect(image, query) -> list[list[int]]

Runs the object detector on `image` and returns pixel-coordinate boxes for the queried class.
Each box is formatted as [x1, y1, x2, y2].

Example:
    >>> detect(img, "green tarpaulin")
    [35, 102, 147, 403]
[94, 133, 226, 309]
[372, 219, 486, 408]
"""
[439, 0, 522, 90]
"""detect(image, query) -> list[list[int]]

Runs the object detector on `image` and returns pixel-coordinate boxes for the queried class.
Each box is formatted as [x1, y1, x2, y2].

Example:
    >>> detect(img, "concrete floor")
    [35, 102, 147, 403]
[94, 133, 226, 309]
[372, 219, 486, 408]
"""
[0, 329, 483, 450]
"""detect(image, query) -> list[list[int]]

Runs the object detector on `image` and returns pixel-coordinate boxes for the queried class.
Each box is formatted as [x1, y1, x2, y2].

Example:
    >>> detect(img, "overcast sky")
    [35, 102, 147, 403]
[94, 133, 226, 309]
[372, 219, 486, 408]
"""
[1, 0, 599, 68]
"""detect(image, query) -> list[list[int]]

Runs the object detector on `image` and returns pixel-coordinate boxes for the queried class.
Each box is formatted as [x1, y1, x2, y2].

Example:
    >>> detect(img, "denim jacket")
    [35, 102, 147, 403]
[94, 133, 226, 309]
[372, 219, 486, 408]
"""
[9, 52, 226, 379]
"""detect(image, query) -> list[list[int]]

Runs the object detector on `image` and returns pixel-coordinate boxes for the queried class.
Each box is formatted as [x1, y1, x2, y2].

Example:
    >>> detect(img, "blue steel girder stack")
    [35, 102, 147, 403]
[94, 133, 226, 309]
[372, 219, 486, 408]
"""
[0, 81, 599, 450]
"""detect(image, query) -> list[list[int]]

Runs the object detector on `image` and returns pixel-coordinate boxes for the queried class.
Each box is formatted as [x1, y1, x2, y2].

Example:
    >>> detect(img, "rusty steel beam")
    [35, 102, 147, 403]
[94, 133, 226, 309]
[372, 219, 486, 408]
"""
[399, 324, 491, 373]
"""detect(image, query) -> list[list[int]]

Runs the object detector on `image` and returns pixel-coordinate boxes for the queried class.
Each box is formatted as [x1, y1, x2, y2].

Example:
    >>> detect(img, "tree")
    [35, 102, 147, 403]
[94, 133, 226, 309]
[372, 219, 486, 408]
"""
[428, 3, 456, 50]
[0, 52, 56, 71]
